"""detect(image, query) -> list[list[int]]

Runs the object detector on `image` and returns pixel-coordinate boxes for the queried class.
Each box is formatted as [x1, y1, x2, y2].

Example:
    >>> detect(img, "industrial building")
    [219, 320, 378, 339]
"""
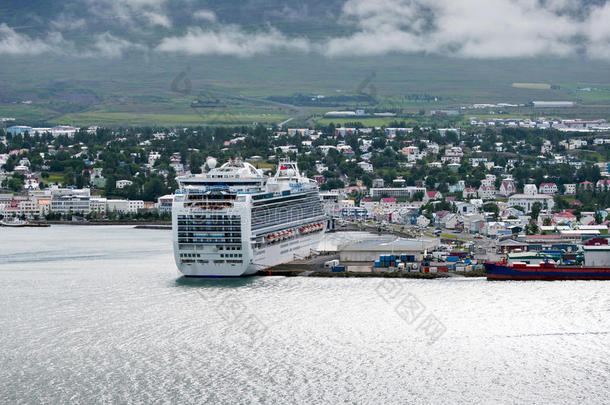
[339, 237, 439, 262]
[583, 246, 610, 267]
[532, 101, 575, 108]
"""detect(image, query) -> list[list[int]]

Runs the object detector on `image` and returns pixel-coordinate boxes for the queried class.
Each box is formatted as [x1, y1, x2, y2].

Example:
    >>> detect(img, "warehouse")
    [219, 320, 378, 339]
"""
[532, 101, 574, 108]
[583, 246, 610, 267]
[339, 237, 439, 262]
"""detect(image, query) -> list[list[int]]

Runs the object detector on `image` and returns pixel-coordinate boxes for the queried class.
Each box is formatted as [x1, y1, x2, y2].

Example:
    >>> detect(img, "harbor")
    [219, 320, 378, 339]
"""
[1, 224, 608, 404]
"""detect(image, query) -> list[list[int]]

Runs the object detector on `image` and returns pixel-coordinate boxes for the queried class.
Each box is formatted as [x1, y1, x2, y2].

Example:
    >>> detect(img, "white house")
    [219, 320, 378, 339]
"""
[463, 187, 478, 199]
[417, 215, 430, 227]
[423, 190, 442, 203]
[564, 184, 576, 195]
[523, 184, 538, 195]
[498, 180, 516, 196]
[454, 201, 477, 215]
[539, 183, 558, 195]
[116, 179, 133, 189]
[357, 161, 374, 173]
[478, 185, 496, 199]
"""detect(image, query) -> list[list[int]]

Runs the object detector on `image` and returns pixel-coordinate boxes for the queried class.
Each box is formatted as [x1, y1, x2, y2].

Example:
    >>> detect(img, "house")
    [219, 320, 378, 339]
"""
[498, 180, 516, 196]
[441, 146, 463, 164]
[539, 183, 558, 195]
[372, 178, 385, 188]
[423, 190, 442, 203]
[417, 215, 431, 227]
[442, 213, 459, 230]
[449, 181, 466, 193]
[116, 179, 133, 189]
[463, 187, 478, 199]
[596, 179, 610, 191]
[523, 184, 538, 195]
[564, 184, 576, 195]
[580, 214, 596, 225]
[357, 161, 374, 173]
[454, 201, 477, 215]
[462, 213, 486, 234]
[484, 221, 506, 237]
[580, 181, 594, 191]
[478, 185, 496, 199]
[380, 197, 397, 210]
[553, 211, 576, 225]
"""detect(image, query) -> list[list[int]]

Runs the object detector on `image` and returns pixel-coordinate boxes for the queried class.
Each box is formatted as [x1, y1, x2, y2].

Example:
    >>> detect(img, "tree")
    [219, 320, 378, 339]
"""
[525, 222, 539, 235]
[595, 211, 603, 224]
[483, 202, 499, 220]
[7, 176, 24, 192]
[412, 191, 424, 201]
[530, 202, 542, 221]
[543, 217, 552, 226]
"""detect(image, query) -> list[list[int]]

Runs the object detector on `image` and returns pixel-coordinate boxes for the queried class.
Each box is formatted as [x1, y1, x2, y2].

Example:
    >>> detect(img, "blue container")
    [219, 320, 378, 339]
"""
[374, 261, 381, 268]
[446, 256, 459, 263]
[332, 266, 346, 272]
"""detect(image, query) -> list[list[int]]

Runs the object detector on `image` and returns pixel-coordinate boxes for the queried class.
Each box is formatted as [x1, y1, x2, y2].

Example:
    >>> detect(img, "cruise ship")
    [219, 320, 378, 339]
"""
[172, 158, 327, 276]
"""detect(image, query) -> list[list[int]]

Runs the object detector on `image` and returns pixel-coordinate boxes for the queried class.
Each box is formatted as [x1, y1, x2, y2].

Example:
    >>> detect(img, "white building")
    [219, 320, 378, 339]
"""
[107, 200, 129, 214]
[128, 200, 144, 213]
[116, 180, 133, 189]
[478, 185, 496, 199]
[157, 194, 174, 214]
[90, 197, 107, 215]
[50, 195, 90, 215]
[370, 187, 426, 199]
[523, 184, 538, 195]
[539, 183, 558, 195]
[508, 194, 555, 213]
[357, 161, 374, 173]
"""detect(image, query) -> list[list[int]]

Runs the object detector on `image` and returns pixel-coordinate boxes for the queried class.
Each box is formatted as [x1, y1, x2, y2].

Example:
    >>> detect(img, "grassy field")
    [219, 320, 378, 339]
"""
[45, 173, 64, 184]
[2, 53, 610, 127]
[48, 112, 289, 127]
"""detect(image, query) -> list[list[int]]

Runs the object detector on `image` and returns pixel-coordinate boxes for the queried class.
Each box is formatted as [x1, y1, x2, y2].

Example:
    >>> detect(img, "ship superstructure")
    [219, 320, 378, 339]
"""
[172, 158, 327, 276]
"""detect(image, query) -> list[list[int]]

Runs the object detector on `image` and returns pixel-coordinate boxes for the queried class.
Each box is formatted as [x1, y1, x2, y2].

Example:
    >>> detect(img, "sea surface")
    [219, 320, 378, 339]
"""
[1, 226, 609, 404]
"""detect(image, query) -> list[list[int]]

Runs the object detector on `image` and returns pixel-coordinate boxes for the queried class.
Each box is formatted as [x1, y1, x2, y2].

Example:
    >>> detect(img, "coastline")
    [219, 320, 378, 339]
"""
[45, 221, 171, 226]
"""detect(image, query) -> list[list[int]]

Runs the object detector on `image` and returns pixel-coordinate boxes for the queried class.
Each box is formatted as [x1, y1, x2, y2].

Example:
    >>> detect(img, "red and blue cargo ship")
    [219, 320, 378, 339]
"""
[485, 261, 610, 281]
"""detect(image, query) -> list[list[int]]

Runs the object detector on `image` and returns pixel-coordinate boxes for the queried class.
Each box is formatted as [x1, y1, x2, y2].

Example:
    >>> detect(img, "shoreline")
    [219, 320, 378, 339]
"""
[46, 221, 171, 226]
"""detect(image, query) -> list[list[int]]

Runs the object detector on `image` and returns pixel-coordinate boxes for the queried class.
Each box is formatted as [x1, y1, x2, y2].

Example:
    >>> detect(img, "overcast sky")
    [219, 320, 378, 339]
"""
[2, 0, 610, 60]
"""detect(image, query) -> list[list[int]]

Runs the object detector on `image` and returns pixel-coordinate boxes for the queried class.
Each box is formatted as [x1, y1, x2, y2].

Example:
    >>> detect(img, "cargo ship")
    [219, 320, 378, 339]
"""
[485, 246, 610, 280]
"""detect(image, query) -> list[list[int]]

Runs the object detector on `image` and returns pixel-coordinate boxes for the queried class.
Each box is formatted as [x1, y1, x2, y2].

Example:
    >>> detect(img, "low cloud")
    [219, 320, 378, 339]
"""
[86, 0, 172, 27]
[323, 0, 610, 59]
[156, 25, 310, 57]
[193, 10, 217, 23]
[0, 24, 67, 55]
[3, 0, 610, 61]
[86, 32, 147, 58]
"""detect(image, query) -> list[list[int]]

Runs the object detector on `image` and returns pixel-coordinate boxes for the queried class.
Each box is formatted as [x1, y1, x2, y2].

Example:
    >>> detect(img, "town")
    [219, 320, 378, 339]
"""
[1, 119, 610, 270]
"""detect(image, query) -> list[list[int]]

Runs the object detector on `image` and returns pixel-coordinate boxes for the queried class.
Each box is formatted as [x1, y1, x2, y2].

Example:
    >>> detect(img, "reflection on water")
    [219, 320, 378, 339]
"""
[1, 226, 609, 404]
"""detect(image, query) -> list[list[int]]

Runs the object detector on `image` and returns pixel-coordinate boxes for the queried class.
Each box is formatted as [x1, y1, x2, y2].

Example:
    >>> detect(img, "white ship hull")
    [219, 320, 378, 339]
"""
[173, 229, 325, 277]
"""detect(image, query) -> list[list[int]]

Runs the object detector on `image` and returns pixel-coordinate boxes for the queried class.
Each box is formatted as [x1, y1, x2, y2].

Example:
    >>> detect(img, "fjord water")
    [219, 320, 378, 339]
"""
[1, 226, 609, 404]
